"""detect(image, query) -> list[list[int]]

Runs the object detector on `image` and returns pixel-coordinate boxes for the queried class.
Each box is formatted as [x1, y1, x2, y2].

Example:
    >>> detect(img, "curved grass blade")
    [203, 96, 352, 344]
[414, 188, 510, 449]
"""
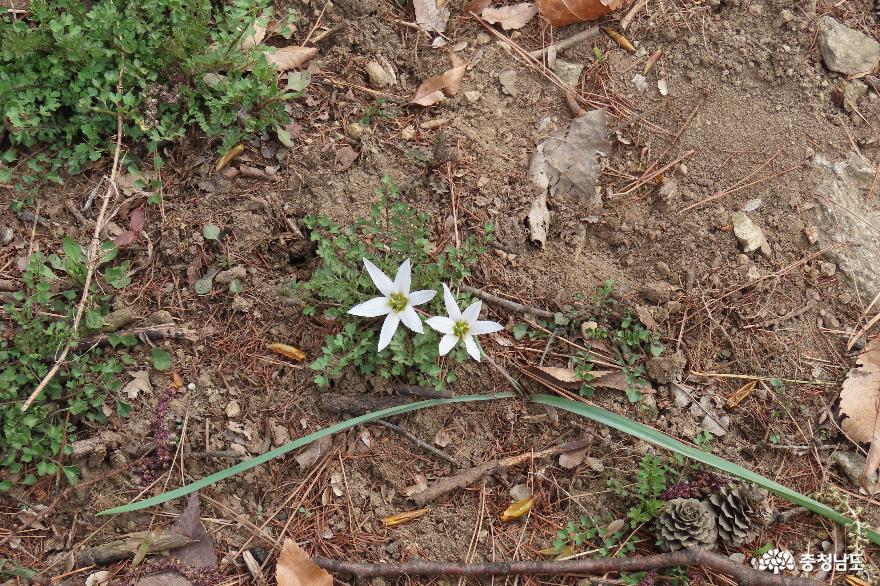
[532, 394, 880, 545]
[99, 392, 513, 516]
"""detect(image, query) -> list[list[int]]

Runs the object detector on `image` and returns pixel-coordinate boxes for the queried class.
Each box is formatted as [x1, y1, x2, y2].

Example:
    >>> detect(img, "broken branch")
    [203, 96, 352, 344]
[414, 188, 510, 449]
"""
[460, 285, 554, 319]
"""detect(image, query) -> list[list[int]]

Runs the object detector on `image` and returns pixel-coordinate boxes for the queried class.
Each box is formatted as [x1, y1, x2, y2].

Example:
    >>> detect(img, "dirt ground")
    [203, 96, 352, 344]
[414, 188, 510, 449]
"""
[1, 0, 880, 584]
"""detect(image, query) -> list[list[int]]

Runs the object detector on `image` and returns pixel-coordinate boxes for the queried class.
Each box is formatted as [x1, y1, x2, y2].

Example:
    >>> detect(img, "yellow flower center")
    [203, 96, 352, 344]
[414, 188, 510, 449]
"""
[388, 292, 408, 312]
[453, 320, 470, 338]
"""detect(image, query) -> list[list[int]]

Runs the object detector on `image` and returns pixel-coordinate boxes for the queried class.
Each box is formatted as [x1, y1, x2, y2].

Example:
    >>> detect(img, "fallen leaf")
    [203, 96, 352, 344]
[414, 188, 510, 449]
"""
[122, 370, 153, 400]
[528, 109, 609, 218]
[537, 0, 625, 26]
[559, 445, 589, 469]
[634, 305, 657, 331]
[657, 78, 669, 96]
[726, 380, 756, 410]
[604, 518, 626, 536]
[526, 193, 549, 248]
[295, 435, 332, 469]
[403, 473, 429, 497]
[535, 366, 581, 387]
[465, 0, 493, 11]
[839, 336, 880, 491]
[276, 539, 332, 586]
[482, 2, 538, 30]
[412, 54, 467, 106]
[172, 372, 184, 389]
[239, 19, 267, 49]
[414, 0, 450, 33]
[500, 497, 534, 522]
[169, 493, 217, 569]
[382, 508, 430, 527]
[644, 49, 662, 75]
[267, 343, 307, 362]
[846, 576, 872, 586]
[266, 46, 318, 72]
[335, 145, 359, 171]
[433, 428, 452, 448]
[216, 144, 244, 172]
[498, 69, 518, 96]
[129, 208, 145, 232]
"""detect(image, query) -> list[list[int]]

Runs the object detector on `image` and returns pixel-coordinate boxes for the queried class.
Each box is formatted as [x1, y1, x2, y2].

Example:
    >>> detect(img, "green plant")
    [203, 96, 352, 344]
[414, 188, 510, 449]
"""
[289, 176, 491, 389]
[359, 98, 396, 125]
[553, 512, 638, 558]
[0, 0, 300, 187]
[627, 454, 669, 524]
[0, 241, 136, 489]
[693, 431, 714, 452]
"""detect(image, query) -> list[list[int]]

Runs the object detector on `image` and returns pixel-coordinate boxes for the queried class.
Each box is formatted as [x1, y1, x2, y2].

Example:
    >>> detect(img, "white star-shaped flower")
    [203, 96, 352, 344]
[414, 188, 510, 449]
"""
[348, 258, 437, 351]
[426, 284, 503, 361]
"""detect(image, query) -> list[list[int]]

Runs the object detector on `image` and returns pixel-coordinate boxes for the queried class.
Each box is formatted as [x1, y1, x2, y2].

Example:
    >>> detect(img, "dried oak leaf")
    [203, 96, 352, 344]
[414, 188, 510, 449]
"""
[276, 539, 332, 586]
[266, 46, 318, 71]
[412, 54, 467, 106]
[482, 2, 539, 30]
[537, 0, 627, 26]
[839, 336, 880, 490]
[414, 0, 450, 33]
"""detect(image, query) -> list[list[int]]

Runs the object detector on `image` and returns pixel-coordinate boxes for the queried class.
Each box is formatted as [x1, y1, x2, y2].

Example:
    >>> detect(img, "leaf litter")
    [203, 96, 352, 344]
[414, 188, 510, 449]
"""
[482, 2, 538, 30]
[412, 54, 468, 106]
[839, 335, 880, 491]
[276, 539, 332, 586]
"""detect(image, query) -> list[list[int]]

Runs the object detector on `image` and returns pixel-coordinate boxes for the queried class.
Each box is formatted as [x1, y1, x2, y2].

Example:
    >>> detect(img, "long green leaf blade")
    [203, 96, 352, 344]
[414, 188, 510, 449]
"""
[99, 392, 513, 516]
[532, 394, 880, 545]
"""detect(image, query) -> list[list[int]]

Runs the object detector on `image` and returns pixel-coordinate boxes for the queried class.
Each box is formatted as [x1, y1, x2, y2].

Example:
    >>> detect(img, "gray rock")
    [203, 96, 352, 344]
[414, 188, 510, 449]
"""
[631, 74, 648, 93]
[817, 16, 880, 75]
[830, 450, 875, 487]
[839, 80, 868, 112]
[215, 265, 247, 284]
[647, 352, 687, 384]
[671, 384, 692, 408]
[0, 227, 12, 246]
[638, 395, 659, 421]
[640, 281, 677, 304]
[365, 60, 396, 89]
[731, 212, 770, 256]
[499, 70, 518, 96]
[553, 59, 584, 88]
[772, 9, 794, 28]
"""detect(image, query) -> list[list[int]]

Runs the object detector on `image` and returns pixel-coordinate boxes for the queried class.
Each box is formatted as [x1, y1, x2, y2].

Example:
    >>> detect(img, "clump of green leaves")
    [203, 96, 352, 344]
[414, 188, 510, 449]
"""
[625, 454, 670, 524]
[553, 512, 637, 558]
[0, 240, 135, 490]
[287, 176, 491, 389]
[0, 0, 299, 186]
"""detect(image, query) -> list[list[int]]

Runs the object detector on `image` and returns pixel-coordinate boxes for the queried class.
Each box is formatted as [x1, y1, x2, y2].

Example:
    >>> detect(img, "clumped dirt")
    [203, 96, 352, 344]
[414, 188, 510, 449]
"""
[1, 0, 879, 584]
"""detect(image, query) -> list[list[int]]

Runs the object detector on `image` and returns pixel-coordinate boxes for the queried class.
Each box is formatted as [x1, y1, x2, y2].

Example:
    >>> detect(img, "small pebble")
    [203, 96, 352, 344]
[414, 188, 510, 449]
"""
[225, 400, 241, 419]
[0, 227, 12, 246]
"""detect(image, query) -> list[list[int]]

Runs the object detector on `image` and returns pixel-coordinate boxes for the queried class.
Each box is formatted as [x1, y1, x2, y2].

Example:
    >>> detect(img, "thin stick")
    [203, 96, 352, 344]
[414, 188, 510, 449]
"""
[680, 164, 800, 213]
[526, 27, 600, 59]
[461, 285, 554, 319]
[374, 419, 459, 467]
[315, 548, 818, 585]
[620, 0, 649, 30]
[22, 83, 125, 412]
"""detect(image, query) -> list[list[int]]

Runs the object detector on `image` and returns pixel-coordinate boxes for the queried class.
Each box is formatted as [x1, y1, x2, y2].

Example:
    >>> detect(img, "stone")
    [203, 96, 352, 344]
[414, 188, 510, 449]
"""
[640, 281, 677, 304]
[230, 296, 252, 313]
[215, 265, 246, 284]
[498, 70, 518, 96]
[647, 352, 687, 384]
[731, 212, 770, 256]
[818, 261, 837, 276]
[0, 226, 12, 246]
[271, 424, 291, 447]
[552, 59, 584, 88]
[345, 122, 365, 140]
[831, 450, 877, 487]
[772, 9, 794, 28]
[225, 400, 241, 419]
[655, 177, 678, 211]
[839, 80, 868, 112]
[476, 32, 492, 45]
[747, 3, 763, 14]
[671, 384, 691, 408]
[817, 16, 880, 75]
[464, 90, 482, 104]
[803, 225, 819, 244]
[637, 394, 659, 420]
[631, 74, 648, 93]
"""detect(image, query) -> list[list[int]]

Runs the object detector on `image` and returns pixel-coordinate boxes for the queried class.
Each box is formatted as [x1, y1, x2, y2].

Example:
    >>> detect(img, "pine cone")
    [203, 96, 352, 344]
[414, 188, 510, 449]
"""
[656, 498, 718, 551]
[707, 484, 771, 546]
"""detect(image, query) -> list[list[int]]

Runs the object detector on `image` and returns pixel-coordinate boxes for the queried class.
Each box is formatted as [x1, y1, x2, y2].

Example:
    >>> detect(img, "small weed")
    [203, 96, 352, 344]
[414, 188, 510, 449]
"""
[0, 240, 135, 489]
[553, 512, 637, 558]
[287, 176, 491, 389]
[694, 431, 714, 452]
[359, 98, 396, 125]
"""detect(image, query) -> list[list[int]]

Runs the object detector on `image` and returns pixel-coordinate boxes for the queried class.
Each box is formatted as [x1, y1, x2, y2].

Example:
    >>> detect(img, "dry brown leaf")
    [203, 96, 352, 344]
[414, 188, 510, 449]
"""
[602, 27, 635, 53]
[276, 539, 332, 586]
[726, 380, 756, 410]
[414, 0, 450, 33]
[839, 336, 880, 490]
[266, 46, 318, 71]
[500, 497, 534, 522]
[215, 144, 244, 172]
[239, 20, 267, 49]
[382, 508, 429, 527]
[412, 54, 467, 106]
[464, 0, 494, 12]
[482, 2, 538, 30]
[537, 0, 626, 26]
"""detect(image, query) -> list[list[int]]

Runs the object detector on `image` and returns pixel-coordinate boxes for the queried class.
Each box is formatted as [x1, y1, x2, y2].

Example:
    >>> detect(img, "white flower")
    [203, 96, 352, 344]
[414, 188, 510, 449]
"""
[348, 258, 437, 351]
[426, 284, 503, 362]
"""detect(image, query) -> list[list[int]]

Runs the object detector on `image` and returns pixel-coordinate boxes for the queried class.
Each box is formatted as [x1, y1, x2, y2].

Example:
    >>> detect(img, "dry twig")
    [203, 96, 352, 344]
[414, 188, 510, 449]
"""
[460, 285, 554, 319]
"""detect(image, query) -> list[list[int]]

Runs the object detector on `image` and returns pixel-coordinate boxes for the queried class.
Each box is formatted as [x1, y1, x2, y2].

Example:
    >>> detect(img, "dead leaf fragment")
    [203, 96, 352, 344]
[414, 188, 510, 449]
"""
[500, 497, 534, 522]
[412, 54, 467, 106]
[602, 27, 635, 53]
[239, 19, 267, 49]
[267, 343, 306, 362]
[726, 380, 756, 410]
[295, 435, 332, 469]
[433, 428, 452, 447]
[215, 144, 244, 172]
[482, 2, 538, 30]
[559, 445, 589, 469]
[123, 370, 153, 400]
[526, 194, 549, 248]
[382, 508, 429, 527]
[276, 539, 332, 586]
[266, 46, 318, 71]
[169, 493, 217, 569]
[838, 336, 880, 490]
[537, 0, 624, 26]
[414, 0, 450, 33]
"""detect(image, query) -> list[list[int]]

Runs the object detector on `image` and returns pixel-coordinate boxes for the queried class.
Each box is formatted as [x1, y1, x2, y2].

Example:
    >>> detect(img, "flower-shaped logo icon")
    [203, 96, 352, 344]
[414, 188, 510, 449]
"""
[754, 549, 796, 574]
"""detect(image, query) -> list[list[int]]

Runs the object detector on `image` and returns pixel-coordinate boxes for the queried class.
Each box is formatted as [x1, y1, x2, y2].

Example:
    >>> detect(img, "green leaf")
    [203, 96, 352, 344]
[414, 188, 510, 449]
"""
[0, 168, 11, 183]
[512, 323, 528, 340]
[151, 347, 172, 371]
[531, 394, 880, 546]
[195, 276, 213, 295]
[228, 279, 243, 294]
[97, 392, 513, 515]
[62, 237, 84, 263]
[62, 465, 80, 485]
[276, 127, 294, 147]
[203, 224, 221, 240]
[116, 400, 131, 417]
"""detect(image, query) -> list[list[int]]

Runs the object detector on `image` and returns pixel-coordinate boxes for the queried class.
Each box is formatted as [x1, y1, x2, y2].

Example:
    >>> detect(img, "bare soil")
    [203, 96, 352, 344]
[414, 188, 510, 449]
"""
[1, 0, 879, 584]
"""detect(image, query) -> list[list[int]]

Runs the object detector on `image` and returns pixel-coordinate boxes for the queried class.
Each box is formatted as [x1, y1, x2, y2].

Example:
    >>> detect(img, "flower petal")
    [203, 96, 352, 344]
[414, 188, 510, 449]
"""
[399, 305, 423, 334]
[439, 334, 458, 356]
[470, 320, 504, 336]
[408, 289, 437, 306]
[442, 283, 462, 320]
[426, 316, 455, 335]
[364, 258, 394, 296]
[393, 258, 412, 294]
[462, 299, 482, 324]
[378, 312, 400, 351]
[463, 335, 481, 361]
[348, 296, 391, 317]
